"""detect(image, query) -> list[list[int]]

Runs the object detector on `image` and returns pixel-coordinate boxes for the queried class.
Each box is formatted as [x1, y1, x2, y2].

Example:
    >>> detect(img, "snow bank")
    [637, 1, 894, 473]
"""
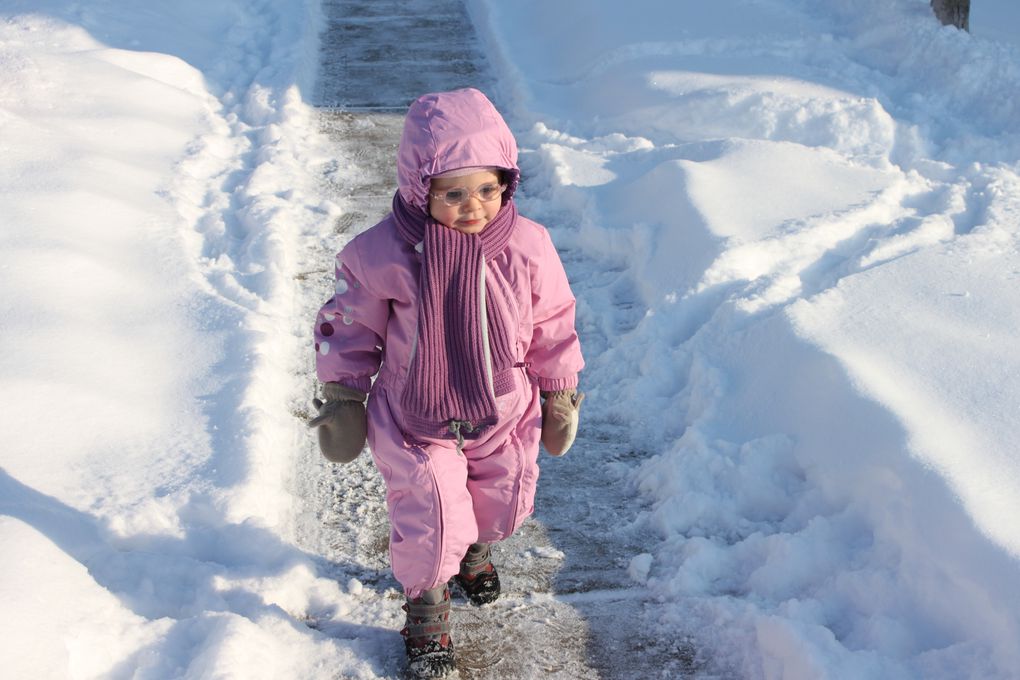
[0, 1, 379, 677]
[472, 0, 1020, 677]
[5, 0, 1020, 676]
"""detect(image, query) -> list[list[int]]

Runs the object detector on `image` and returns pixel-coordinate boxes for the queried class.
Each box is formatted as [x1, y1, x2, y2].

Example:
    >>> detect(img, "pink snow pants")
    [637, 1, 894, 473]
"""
[366, 366, 542, 599]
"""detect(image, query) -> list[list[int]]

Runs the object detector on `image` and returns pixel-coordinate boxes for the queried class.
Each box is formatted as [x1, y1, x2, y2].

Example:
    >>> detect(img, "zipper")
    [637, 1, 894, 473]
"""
[478, 255, 495, 399]
[490, 265, 521, 332]
[407, 321, 419, 368]
[489, 265, 523, 370]
[505, 429, 525, 535]
[419, 446, 445, 590]
[407, 244, 422, 369]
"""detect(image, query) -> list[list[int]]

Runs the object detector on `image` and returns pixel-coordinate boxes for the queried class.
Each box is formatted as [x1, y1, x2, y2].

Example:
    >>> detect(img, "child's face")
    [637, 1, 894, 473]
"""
[428, 170, 505, 235]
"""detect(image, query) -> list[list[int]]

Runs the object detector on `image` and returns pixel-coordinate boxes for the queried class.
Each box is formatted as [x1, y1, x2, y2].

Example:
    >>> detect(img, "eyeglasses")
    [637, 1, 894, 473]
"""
[429, 182, 506, 207]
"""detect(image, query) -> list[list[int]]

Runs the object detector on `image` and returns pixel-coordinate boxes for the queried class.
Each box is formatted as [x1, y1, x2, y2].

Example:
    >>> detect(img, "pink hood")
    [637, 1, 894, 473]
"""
[397, 88, 520, 211]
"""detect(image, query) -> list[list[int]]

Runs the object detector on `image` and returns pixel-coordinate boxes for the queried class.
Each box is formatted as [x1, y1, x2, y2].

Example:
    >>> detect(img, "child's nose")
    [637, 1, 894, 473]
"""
[460, 195, 484, 210]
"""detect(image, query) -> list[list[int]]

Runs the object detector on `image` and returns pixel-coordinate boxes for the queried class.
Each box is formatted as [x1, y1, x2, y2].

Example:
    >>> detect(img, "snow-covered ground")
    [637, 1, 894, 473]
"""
[472, 0, 1020, 676]
[2, 0, 1020, 678]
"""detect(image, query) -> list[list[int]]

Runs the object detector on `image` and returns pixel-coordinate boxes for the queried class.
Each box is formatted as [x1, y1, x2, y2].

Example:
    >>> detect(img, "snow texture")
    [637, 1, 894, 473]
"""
[2, 0, 1020, 678]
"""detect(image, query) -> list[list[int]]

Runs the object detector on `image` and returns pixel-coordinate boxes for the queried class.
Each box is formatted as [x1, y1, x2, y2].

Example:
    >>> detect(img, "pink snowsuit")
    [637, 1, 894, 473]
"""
[314, 89, 584, 598]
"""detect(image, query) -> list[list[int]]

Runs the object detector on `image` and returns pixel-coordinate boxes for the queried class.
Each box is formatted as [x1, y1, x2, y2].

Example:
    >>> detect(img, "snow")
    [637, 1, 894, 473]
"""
[2, 0, 1020, 678]
[1, 0, 351, 677]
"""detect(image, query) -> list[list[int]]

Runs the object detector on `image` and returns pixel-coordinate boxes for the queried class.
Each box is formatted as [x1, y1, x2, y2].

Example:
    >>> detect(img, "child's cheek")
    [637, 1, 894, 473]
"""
[429, 203, 456, 229]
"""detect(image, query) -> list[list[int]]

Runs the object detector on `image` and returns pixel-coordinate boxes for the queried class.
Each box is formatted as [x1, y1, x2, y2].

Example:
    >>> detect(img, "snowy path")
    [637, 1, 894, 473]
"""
[6, 0, 1020, 677]
[5, 0, 1020, 678]
[293, 1, 716, 677]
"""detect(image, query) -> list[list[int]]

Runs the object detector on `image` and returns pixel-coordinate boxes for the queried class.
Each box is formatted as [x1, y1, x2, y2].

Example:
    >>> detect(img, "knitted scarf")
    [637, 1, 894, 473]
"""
[391, 192, 519, 440]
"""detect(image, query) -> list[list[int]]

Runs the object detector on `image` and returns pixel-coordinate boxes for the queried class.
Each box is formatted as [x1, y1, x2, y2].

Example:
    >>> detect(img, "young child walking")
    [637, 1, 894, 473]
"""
[310, 88, 584, 678]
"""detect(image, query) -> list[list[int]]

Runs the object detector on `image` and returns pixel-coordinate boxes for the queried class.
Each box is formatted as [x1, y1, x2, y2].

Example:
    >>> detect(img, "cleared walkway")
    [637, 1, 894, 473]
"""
[297, 1, 711, 677]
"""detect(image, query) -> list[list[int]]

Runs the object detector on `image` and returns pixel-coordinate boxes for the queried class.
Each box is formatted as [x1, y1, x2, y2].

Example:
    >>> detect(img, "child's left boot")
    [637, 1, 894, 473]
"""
[453, 542, 501, 605]
[401, 584, 455, 678]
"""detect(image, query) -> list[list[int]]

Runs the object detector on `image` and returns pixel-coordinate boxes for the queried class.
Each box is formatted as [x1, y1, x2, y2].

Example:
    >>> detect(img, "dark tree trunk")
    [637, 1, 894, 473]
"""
[931, 0, 970, 31]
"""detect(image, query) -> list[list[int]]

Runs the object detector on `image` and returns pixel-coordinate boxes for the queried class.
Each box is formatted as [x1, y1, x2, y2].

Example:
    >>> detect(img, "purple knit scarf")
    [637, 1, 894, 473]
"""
[391, 192, 519, 440]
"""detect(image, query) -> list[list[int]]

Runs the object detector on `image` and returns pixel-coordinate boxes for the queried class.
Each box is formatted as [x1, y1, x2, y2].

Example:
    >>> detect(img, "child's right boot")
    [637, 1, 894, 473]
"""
[401, 584, 455, 678]
[453, 542, 501, 605]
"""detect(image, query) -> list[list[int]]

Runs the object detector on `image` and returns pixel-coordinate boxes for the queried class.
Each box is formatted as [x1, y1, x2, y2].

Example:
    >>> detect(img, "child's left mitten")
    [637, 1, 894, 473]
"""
[540, 389, 585, 456]
[308, 382, 368, 463]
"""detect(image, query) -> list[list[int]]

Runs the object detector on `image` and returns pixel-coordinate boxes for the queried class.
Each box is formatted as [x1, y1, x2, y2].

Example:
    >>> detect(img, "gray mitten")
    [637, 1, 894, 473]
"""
[540, 390, 585, 456]
[308, 382, 368, 463]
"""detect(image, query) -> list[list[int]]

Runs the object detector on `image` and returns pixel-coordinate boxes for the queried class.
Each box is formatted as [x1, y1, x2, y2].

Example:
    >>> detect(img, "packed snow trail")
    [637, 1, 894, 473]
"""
[5, 0, 1020, 678]
[294, 0, 723, 677]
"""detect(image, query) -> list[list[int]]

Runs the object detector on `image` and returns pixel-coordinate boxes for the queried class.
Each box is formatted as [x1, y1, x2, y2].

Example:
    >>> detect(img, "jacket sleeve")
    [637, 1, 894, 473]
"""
[314, 239, 389, 393]
[525, 227, 584, 391]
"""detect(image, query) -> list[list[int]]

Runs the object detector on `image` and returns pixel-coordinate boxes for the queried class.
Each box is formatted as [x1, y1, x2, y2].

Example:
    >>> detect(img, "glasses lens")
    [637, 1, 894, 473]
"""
[442, 189, 467, 205]
[476, 183, 503, 201]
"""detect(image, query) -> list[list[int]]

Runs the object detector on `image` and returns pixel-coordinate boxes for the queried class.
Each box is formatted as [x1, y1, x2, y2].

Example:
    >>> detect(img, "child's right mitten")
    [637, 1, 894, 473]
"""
[540, 389, 585, 456]
[308, 382, 368, 463]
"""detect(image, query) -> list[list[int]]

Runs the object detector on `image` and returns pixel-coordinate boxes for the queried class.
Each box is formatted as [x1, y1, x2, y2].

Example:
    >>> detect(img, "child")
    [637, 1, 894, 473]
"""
[310, 88, 584, 678]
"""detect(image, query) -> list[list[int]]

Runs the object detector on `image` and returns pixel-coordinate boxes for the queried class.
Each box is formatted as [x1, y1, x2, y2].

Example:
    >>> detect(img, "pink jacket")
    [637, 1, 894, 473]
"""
[315, 212, 583, 398]
[315, 87, 583, 423]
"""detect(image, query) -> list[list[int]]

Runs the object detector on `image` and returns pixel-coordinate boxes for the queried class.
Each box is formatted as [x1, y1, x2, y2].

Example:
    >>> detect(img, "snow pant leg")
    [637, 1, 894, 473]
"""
[464, 381, 543, 544]
[365, 387, 479, 599]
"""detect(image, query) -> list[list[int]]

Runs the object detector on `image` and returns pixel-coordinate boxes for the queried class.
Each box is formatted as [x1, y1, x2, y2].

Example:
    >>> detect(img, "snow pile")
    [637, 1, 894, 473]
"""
[0, 1, 375, 677]
[4, 0, 1020, 676]
[472, 0, 1020, 677]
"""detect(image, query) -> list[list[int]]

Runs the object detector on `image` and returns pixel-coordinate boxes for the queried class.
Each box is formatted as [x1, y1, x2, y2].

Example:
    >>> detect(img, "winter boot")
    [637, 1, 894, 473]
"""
[401, 584, 455, 678]
[453, 543, 501, 605]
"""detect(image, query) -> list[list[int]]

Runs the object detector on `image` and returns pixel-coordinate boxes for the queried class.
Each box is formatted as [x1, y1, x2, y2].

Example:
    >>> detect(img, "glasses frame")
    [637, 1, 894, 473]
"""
[429, 182, 507, 207]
